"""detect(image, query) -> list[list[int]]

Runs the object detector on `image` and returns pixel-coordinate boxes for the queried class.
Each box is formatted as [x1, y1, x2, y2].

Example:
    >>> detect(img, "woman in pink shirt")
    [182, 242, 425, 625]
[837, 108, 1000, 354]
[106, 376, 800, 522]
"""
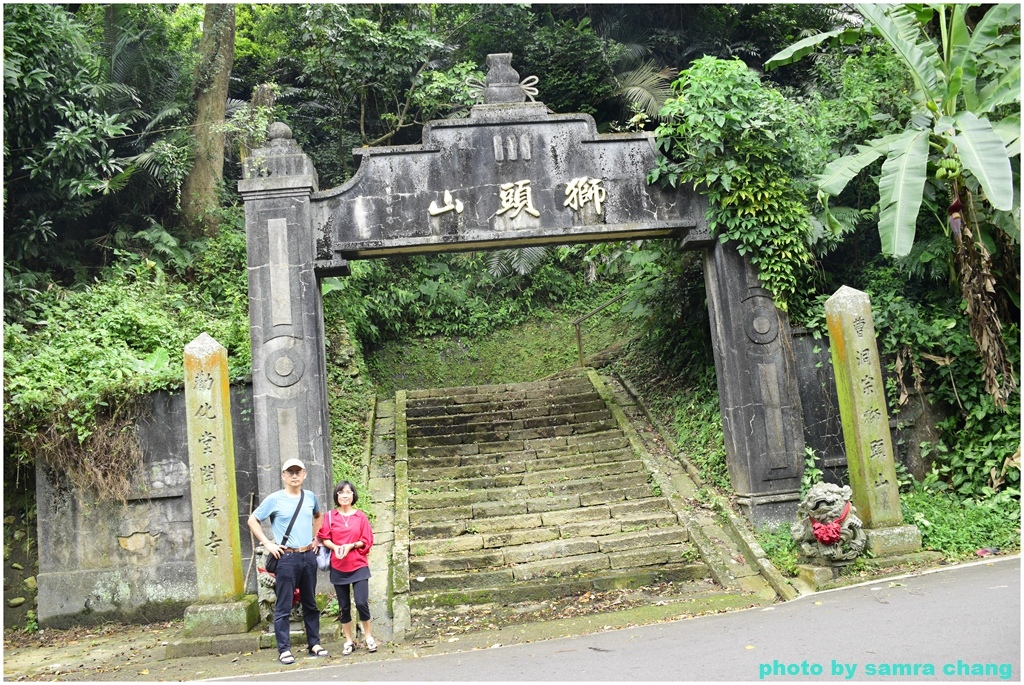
[318, 480, 376, 654]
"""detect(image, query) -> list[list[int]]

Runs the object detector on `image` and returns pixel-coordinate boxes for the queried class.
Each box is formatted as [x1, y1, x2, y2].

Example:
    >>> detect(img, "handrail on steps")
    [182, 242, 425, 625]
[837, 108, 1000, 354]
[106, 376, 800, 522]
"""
[572, 291, 627, 368]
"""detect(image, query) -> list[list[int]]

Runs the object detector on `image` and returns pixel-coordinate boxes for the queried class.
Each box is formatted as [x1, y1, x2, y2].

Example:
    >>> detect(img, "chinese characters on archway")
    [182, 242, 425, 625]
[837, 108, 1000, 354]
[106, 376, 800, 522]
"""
[427, 177, 607, 219]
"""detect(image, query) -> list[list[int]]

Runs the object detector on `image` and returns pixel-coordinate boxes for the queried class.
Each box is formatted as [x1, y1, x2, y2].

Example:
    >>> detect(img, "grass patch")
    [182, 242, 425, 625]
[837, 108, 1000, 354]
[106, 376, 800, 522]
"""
[366, 305, 636, 395]
[755, 525, 801, 577]
[902, 486, 1021, 560]
[611, 346, 730, 491]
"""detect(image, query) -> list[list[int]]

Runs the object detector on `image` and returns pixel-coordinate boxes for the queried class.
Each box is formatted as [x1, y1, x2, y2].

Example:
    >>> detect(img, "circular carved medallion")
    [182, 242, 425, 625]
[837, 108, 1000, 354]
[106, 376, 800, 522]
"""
[264, 344, 304, 387]
[743, 301, 779, 344]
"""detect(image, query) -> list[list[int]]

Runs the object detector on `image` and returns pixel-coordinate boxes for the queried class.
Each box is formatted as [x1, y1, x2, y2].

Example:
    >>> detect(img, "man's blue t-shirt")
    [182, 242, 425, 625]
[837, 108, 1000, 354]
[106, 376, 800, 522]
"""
[252, 489, 321, 547]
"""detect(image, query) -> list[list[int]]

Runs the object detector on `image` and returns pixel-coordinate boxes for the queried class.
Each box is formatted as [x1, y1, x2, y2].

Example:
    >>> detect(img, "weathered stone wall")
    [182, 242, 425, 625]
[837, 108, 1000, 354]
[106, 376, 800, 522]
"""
[35, 385, 259, 628]
[792, 328, 944, 484]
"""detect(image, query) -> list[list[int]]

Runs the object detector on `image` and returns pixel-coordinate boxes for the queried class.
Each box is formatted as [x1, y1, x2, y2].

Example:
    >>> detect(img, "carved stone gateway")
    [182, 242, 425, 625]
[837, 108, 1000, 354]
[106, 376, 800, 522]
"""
[239, 54, 805, 526]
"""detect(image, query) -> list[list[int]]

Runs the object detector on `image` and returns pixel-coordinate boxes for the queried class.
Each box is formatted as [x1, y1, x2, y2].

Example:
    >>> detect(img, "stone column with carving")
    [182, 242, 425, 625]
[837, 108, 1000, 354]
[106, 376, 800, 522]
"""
[703, 239, 806, 527]
[182, 333, 258, 636]
[237, 123, 333, 510]
[825, 286, 922, 556]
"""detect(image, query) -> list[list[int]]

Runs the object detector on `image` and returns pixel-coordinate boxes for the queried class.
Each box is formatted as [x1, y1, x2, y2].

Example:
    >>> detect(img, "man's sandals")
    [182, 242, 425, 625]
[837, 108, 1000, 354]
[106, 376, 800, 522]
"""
[279, 645, 328, 665]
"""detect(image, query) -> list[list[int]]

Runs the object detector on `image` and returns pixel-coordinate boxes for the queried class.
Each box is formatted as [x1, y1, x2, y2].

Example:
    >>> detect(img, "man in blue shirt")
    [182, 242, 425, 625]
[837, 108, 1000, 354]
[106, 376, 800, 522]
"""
[248, 458, 328, 664]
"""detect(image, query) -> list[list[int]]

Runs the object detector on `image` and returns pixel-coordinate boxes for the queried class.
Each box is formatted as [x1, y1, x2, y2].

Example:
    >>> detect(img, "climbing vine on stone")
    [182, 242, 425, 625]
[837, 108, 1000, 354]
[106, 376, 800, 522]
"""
[649, 57, 816, 311]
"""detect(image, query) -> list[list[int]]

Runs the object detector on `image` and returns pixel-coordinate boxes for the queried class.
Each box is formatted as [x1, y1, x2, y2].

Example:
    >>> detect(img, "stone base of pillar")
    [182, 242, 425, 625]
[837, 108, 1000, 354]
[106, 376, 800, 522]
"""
[796, 563, 837, 589]
[864, 524, 923, 557]
[258, 621, 343, 649]
[183, 596, 260, 637]
[735, 491, 801, 529]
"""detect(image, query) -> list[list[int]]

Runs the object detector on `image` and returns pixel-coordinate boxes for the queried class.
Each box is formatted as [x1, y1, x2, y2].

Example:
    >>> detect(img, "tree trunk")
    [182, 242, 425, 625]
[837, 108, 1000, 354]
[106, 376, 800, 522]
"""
[180, 4, 235, 236]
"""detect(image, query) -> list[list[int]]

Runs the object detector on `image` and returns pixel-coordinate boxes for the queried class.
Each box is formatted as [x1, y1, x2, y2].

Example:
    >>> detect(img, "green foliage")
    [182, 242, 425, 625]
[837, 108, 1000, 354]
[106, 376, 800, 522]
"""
[671, 368, 730, 491]
[3, 215, 250, 496]
[611, 341, 729, 492]
[583, 243, 713, 378]
[902, 485, 1020, 559]
[800, 447, 824, 497]
[754, 525, 800, 577]
[322, 296, 375, 491]
[3, 5, 131, 272]
[769, 4, 1020, 258]
[22, 610, 39, 634]
[325, 252, 589, 348]
[366, 289, 635, 396]
[650, 57, 816, 310]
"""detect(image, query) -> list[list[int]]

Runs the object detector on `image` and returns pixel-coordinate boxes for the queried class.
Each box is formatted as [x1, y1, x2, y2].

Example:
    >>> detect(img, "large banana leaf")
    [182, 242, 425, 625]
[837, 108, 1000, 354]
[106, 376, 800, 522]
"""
[877, 129, 929, 257]
[951, 3, 1021, 111]
[814, 133, 901, 196]
[764, 27, 861, 71]
[952, 112, 1015, 211]
[858, 5, 942, 104]
[977, 63, 1020, 115]
[991, 116, 1021, 158]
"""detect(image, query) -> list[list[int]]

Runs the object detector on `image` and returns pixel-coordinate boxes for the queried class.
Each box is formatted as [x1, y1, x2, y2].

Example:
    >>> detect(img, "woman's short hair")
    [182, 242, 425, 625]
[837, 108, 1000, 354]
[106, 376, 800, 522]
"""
[334, 480, 358, 506]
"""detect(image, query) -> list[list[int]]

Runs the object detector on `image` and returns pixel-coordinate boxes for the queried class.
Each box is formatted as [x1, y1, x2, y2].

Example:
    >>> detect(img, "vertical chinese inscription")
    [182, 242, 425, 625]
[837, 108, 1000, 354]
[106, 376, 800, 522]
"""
[825, 286, 904, 528]
[184, 333, 245, 601]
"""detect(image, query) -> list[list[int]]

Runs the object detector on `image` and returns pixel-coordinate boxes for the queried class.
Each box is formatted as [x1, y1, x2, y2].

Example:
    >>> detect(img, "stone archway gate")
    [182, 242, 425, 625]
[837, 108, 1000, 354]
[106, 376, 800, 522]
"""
[238, 54, 805, 526]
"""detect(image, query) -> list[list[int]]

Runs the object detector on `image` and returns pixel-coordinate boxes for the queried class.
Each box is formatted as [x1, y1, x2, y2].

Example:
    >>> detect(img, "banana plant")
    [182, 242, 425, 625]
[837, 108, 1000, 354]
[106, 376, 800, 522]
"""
[766, 3, 1019, 258]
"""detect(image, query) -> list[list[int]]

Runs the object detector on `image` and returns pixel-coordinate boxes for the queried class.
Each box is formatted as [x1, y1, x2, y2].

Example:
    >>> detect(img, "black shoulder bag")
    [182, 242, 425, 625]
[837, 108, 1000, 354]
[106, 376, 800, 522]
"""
[265, 489, 304, 574]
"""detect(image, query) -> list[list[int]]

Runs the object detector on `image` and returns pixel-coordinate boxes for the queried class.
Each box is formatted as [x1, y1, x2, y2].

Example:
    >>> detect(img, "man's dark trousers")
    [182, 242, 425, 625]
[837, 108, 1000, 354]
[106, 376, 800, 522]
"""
[273, 550, 320, 654]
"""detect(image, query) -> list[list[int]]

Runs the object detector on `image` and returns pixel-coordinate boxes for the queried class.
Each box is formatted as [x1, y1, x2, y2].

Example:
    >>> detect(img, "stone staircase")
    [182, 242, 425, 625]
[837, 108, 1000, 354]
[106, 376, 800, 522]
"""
[394, 371, 739, 637]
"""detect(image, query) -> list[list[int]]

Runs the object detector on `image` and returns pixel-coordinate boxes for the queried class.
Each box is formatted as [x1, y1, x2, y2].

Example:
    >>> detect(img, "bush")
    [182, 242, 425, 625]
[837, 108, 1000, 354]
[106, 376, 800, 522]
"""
[902, 486, 1020, 559]
[3, 220, 250, 499]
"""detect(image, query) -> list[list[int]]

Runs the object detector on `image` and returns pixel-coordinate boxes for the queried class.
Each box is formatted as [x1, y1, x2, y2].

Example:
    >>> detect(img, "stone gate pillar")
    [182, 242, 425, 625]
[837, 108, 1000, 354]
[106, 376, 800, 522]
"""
[703, 239, 805, 527]
[237, 123, 332, 507]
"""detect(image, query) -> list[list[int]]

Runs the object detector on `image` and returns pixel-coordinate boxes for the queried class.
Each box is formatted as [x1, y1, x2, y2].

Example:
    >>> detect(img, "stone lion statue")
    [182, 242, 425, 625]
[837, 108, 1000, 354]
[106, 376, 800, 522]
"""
[791, 483, 866, 564]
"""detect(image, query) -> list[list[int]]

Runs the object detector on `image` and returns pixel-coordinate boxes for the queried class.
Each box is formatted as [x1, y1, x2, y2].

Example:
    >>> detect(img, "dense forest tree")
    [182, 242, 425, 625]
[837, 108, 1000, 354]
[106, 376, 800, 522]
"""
[179, 4, 235, 235]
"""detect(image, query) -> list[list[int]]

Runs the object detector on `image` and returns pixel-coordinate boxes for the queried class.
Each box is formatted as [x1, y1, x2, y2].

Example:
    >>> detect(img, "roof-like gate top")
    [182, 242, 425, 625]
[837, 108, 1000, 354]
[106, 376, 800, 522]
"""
[243, 54, 708, 267]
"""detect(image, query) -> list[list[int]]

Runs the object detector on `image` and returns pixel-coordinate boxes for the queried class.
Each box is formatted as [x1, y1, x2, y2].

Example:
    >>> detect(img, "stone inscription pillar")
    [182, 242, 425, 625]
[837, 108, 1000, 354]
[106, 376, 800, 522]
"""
[182, 334, 258, 637]
[825, 286, 921, 555]
[184, 333, 244, 600]
[237, 123, 332, 508]
[703, 239, 805, 527]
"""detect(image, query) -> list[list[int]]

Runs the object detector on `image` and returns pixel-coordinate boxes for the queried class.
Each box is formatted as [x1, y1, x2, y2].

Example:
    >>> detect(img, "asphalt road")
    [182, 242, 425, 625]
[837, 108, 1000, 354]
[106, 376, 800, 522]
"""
[220, 556, 1020, 682]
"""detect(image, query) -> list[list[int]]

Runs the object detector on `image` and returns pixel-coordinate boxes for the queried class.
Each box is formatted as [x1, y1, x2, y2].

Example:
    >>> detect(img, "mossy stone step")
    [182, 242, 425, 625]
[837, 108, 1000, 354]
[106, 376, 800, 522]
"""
[406, 375, 592, 396]
[410, 447, 633, 480]
[408, 429, 626, 458]
[409, 434, 629, 465]
[407, 501, 679, 557]
[406, 389, 598, 415]
[405, 378, 594, 405]
[407, 563, 713, 609]
[411, 457, 645, 492]
[406, 395, 607, 424]
[406, 408, 611, 440]
[409, 548, 506, 574]
[407, 418, 618, 447]
[409, 471, 651, 511]
[411, 537, 602, 574]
